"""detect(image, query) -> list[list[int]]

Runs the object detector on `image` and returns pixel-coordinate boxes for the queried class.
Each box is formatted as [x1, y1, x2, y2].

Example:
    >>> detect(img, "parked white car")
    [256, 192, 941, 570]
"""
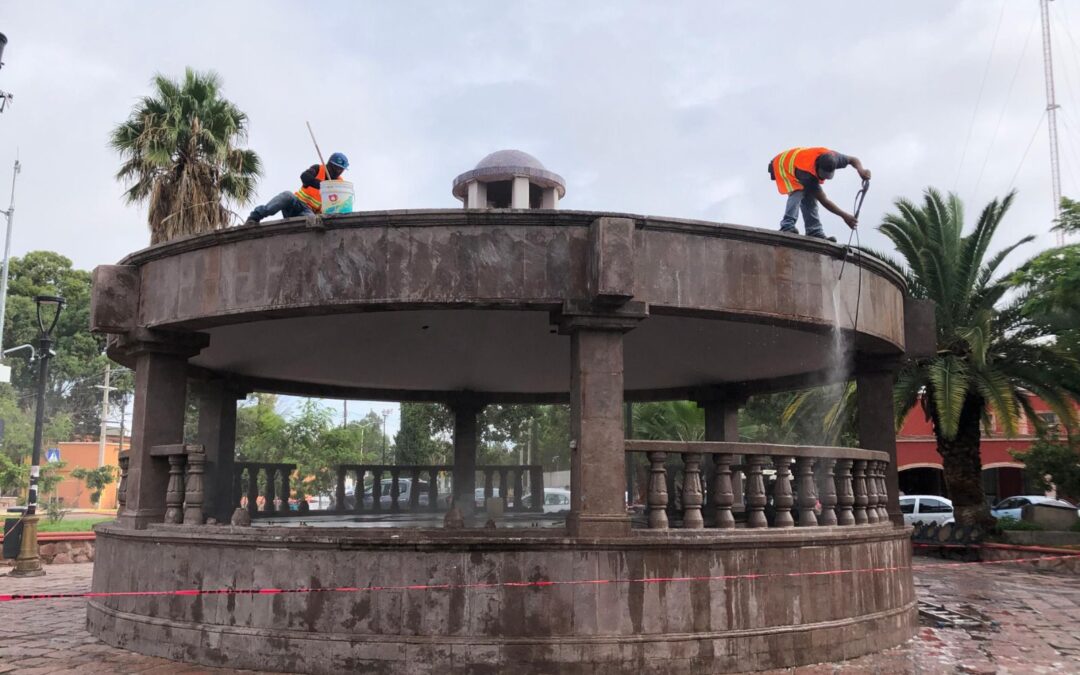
[899, 495, 955, 526]
[522, 488, 572, 514]
[990, 495, 1078, 520]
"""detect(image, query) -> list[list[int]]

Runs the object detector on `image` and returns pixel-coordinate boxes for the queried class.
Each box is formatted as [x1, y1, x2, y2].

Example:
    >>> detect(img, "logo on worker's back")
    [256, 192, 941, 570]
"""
[45, 448, 60, 463]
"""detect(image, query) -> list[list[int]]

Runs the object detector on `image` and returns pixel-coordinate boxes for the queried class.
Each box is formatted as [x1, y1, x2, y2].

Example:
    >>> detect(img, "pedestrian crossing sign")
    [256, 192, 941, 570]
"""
[46, 448, 60, 463]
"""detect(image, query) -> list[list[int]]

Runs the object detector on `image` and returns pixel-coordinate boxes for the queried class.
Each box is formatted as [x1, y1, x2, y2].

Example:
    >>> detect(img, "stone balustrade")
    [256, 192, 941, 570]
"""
[335, 464, 452, 513]
[233, 461, 297, 517]
[626, 440, 891, 529]
[478, 464, 544, 513]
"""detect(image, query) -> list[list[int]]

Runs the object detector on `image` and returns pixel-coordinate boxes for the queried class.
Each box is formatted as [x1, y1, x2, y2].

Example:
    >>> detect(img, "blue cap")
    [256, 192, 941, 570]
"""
[328, 152, 349, 170]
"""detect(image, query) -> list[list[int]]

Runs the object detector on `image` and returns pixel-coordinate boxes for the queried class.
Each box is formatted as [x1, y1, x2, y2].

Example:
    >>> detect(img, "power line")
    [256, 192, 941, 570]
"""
[1007, 110, 1047, 193]
[973, 11, 1039, 205]
[954, 0, 1008, 192]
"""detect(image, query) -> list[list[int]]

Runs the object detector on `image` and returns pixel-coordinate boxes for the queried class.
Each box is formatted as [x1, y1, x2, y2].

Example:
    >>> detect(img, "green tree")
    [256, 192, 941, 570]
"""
[874, 189, 1080, 525]
[395, 403, 451, 465]
[632, 401, 704, 441]
[2, 252, 127, 437]
[70, 465, 117, 507]
[1010, 434, 1080, 505]
[110, 68, 262, 245]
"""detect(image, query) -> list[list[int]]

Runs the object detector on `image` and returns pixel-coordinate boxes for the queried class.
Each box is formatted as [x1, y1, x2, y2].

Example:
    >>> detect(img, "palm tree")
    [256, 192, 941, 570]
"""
[874, 188, 1080, 525]
[110, 68, 261, 245]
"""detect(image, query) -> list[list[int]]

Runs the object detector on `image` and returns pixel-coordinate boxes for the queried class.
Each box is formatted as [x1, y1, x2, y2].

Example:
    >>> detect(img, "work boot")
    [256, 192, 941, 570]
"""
[244, 218, 259, 226]
[807, 232, 837, 243]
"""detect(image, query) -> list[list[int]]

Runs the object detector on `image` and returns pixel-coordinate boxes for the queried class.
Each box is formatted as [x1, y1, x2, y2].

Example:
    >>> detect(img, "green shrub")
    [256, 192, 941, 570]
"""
[996, 516, 1043, 531]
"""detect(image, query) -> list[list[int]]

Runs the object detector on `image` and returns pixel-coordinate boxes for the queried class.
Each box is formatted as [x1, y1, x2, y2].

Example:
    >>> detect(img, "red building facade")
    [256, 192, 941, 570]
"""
[896, 395, 1069, 503]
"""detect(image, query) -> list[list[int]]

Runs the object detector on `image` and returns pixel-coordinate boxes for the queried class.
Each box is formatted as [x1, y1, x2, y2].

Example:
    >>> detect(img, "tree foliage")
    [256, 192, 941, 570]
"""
[70, 465, 116, 507]
[110, 68, 262, 244]
[1010, 434, 1080, 505]
[870, 188, 1080, 525]
[235, 396, 390, 496]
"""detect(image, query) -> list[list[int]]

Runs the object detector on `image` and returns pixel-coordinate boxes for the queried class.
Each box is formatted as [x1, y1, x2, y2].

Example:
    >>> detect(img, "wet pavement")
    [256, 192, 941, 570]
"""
[1, 554, 1078, 674]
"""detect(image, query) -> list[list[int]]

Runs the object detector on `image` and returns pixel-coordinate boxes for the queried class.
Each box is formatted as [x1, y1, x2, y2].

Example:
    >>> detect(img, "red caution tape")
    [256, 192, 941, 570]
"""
[2, 552, 1078, 603]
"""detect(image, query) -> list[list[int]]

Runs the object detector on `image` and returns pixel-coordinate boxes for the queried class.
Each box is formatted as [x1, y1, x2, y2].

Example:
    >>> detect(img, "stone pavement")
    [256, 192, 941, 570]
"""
[1, 554, 1078, 674]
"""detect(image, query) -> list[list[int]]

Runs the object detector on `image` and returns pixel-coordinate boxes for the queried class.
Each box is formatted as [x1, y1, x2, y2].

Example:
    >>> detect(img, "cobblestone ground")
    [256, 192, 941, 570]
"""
[1, 554, 1078, 674]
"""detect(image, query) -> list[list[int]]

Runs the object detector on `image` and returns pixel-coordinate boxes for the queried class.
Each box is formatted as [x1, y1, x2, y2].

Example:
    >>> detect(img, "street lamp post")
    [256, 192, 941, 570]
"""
[10, 294, 64, 578]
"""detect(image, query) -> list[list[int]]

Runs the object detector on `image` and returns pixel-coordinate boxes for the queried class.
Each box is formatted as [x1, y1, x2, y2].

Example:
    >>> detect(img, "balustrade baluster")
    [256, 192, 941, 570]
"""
[428, 469, 439, 512]
[852, 460, 868, 525]
[865, 461, 881, 524]
[646, 451, 669, 529]
[372, 469, 384, 511]
[410, 468, 421, 510]
[771, 456, 794, 527]
[745, 457, 768, 528]
[246, 467, 258, 518]
[681, 453, 704, 529]
[835, 460, 855, 526]
[795, 457, 817, 527]
[711, 454, 735, 529]
[265, 467, 277, 515]
[165, 454, 187, 524]
[816, 458, 838, 526]
[499, 469, 509, 508]
[335, 468, 347, 513]
[876, 462, 890, 521]
[234, 466, 244, 511]
[530, 466, 545, 513]
[116, 454, 129, 517]
[183, 449, 206, 525]
[513, 468, 524, 512]
[390, 468, 401, 513]
[281, 470, 291, 513]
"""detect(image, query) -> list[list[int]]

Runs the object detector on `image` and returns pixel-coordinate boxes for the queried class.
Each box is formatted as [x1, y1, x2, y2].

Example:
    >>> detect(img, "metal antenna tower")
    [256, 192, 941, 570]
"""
[1040, 0, 1065, 245]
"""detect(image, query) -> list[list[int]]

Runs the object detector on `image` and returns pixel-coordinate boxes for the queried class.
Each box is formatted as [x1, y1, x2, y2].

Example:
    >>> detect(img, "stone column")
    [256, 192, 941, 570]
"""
[541, 187, 559, 209]
[451, 398, 483, 518]
[511, 176, 530, 208]
[196, 379, 244, 524]
[466, 180, 487, 209]
[856, 362, 902, 526]
[115, 330, 208, 529]
[559, 309, 642, 537]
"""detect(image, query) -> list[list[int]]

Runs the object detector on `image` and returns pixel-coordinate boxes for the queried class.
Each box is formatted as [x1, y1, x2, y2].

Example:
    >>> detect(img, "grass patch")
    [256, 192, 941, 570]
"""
[36, 516, 112, 533]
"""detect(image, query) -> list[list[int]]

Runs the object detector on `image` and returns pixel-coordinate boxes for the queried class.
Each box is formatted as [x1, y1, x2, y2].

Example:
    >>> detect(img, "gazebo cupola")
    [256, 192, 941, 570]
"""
[452, 149, 566, 209]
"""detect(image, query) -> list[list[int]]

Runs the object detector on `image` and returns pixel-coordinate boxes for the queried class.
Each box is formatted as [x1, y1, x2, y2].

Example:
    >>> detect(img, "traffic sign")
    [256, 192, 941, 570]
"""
[45, 448, 60, 463]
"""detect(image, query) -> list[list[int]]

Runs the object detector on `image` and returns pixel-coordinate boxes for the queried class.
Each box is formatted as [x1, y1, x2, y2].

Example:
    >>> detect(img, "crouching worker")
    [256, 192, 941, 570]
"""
[245, 152, 349, 224]
[768, 147, 870, 241]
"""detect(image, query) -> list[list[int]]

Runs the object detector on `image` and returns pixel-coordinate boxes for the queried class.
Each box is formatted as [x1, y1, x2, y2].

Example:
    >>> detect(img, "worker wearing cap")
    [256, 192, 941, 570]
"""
[768, 147, 870, 240]
[245, 152, 350, 224]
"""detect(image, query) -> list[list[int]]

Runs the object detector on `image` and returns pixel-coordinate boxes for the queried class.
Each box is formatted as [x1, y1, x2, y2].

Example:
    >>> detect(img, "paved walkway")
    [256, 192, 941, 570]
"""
[1, 555, 1078, 674]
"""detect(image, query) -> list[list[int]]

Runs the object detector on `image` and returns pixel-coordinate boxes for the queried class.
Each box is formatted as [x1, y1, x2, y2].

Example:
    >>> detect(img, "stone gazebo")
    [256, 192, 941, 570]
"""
[86, 150, 934, 673]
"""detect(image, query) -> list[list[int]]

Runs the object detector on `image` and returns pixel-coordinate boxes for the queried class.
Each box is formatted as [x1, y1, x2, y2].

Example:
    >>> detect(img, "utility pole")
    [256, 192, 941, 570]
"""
[381, 408, 391, 464]
[1040, 0, 1064, 245]
[94, 363, 114, 467]
[0, 158, 21, 361]
[343, 400, 348, 427]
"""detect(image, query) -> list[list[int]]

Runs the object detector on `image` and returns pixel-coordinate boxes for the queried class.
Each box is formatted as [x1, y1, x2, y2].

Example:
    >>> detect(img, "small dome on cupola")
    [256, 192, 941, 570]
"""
[452, 149, 566, 209]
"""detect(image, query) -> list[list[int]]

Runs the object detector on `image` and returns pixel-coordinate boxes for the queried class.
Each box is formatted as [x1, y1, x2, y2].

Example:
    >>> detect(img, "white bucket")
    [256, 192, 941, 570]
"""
[320, 179, 355, 215]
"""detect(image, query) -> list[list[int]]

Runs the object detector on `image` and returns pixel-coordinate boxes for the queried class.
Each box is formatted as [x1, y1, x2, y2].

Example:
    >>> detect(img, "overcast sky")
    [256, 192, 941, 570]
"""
[3, 1, 1080, 431]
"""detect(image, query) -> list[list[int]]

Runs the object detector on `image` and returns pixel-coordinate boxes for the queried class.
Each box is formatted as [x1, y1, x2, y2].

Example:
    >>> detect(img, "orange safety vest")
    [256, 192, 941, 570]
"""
[294, 165, 328, 213]
[771, 147, 832, 195]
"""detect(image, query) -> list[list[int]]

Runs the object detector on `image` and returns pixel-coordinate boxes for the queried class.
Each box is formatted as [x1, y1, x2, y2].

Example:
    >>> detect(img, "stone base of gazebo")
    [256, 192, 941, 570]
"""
[87, 523, 915, 674]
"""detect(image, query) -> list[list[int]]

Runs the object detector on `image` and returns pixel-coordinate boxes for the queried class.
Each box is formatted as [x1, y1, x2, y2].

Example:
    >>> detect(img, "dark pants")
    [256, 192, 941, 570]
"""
[247, 191, 313, 223]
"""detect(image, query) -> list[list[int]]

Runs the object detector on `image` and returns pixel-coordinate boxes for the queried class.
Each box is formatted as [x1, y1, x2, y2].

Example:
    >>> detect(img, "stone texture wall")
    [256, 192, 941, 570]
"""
[88, 524, 915, 674]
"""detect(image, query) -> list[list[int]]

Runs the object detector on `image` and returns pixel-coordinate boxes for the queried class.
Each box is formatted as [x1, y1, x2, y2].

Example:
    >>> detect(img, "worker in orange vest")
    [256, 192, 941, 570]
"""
[245, 152, 349, 224]
[768, 147, 870, 241]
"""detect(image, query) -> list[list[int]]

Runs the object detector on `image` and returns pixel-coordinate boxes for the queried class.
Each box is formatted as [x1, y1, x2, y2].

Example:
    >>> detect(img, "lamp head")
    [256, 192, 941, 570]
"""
[34, 294, 65, 337]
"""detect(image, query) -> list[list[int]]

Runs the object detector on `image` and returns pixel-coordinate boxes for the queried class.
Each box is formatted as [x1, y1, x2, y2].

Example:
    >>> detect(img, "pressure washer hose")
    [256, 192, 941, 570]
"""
[837, 179, 869, 333]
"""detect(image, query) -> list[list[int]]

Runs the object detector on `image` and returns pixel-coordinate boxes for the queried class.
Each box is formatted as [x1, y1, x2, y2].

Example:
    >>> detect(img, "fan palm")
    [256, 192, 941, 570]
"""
[873, 188, 1080, 525]
[110, 68, 262, 244]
